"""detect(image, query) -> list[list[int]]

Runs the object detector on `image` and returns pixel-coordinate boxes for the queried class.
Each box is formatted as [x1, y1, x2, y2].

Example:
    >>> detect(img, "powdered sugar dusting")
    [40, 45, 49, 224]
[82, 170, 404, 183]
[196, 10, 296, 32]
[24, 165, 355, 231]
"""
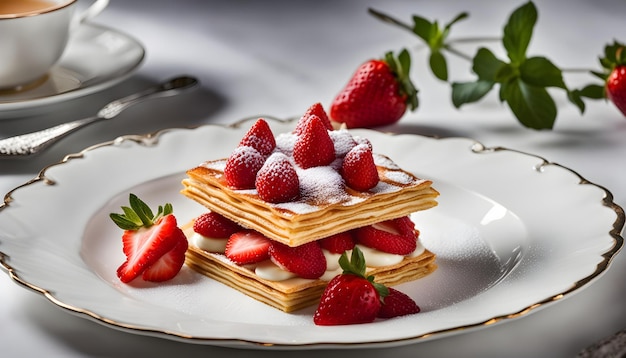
[374, 154, 400, 169]
[297, 166, 348, 204]
[383, 170, 414, 185]
[329, 129, 356, 157]
[201, 123, 427, 215]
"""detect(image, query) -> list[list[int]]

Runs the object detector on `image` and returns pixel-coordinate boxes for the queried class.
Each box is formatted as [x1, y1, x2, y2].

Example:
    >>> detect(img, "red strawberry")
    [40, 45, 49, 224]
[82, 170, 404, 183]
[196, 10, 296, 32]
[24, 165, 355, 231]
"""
[255, 153, 300, 203]
[142, 231, 188, 282]
[355, 216, 417, 255]
[193, 212, 242, 238]
[599, 41, 626, 116]
[378, 287, 420, 318]
[238, 119, 276, 156]
[225, 230, 271, 265]
[607, 66, 626, 114]
[319, 231, 356, 254]
[223, 146, 265, 189]
[269, 241, 326, 279]
[110, 194, 187, 283]
[313, 247, 388, 325]
[294, 102, 333, 134]
[330, 50, 418, 128]
[293, 115, 335, 169]
[341, 143, 379, 191]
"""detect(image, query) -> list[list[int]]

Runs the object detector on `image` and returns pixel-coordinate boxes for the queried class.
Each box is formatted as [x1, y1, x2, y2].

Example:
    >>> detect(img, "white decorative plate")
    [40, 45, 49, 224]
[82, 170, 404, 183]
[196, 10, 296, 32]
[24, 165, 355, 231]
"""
[0, 119, 623, 349]
[0, 23, 144, 118]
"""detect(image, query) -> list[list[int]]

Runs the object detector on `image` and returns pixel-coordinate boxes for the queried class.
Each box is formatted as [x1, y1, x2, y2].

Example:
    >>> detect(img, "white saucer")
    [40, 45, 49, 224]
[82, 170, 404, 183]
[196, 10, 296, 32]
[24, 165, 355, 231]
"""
[0, 23, 145, 119]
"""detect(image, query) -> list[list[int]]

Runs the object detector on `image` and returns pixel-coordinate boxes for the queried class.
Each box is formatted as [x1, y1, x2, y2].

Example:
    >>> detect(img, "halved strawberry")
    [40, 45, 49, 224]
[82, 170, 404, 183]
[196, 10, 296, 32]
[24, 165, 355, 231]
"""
[294, 102, 333, 134]
[319, 231, 356, 254]
[193, 211, 242, 238]
[355, 216, 417, 255]
[255, 152, 300, 203]
[223, 146, 265, 189]
[378, 287, 420, 318]
[269, 241, 327, 279]
[225, 230, 271, 265]
[293, 115, 335, 169]
[142, 230, 188, 282]
[238, 118, 276, 156]
[110, 194, 187, 283]
[341, 143, 379, 191]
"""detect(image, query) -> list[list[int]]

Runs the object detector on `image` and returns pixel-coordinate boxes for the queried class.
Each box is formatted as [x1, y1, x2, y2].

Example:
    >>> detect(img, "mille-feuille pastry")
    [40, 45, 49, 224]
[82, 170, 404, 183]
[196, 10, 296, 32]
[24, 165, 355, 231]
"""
[180, 103, 439, 312]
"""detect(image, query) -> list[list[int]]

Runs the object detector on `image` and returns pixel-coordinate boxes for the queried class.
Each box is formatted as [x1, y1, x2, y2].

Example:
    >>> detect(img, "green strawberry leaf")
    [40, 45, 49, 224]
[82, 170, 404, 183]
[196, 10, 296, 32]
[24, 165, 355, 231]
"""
[430, 50, 448, 81]
[110, 193, 174, 231]
[500, 78, 557, 129]
[451, 80, 494, 107]
[385, 49, 419, 111]
[473, 48, 507, 81]
[412, 15, 434, 43]
[520, 56, 566, 89]
[579, 84, 606, 99]
[503, 1, 537, 64]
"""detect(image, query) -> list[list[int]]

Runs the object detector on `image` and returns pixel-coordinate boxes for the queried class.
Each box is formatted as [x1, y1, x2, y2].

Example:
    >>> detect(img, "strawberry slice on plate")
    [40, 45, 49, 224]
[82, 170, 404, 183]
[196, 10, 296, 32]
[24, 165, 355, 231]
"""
[110, 193, 187, 283]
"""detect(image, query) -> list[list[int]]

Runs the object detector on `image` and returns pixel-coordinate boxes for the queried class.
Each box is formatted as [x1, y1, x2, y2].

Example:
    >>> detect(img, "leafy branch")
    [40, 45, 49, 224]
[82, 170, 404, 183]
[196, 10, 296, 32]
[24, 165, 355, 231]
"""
[369, 1, 613, 130]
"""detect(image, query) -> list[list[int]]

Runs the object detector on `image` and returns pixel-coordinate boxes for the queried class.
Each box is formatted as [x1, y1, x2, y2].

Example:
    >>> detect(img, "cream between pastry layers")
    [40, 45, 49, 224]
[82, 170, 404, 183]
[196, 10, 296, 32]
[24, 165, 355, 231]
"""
[180, 119, 439, 312]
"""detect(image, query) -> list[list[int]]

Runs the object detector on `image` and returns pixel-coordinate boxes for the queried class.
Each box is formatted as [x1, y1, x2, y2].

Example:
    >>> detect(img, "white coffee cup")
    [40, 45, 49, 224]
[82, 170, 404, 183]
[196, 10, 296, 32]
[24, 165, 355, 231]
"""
[0, 0, 109, 90]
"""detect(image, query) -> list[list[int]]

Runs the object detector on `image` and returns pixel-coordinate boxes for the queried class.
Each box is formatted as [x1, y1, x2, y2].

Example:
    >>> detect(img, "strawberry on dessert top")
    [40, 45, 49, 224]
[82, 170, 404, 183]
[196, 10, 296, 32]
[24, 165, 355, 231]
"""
[204, 102, 427, 215]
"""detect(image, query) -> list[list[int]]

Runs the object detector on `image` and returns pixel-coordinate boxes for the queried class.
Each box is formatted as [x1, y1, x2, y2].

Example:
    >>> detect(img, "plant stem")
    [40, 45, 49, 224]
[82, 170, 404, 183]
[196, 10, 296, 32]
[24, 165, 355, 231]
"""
[368, 8, 414, 33]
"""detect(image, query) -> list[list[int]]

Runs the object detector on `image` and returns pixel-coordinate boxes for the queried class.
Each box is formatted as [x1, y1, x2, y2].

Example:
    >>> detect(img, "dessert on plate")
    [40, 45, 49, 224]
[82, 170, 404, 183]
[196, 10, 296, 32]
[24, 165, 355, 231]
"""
[180, 103, 439, 312]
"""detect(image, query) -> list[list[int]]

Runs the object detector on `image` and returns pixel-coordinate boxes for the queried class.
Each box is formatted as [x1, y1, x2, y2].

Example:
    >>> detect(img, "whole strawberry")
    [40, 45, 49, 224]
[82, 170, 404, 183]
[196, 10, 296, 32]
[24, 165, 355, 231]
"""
[596, 41, 626, 116]
[313, 247, 388, 325]
[330, 49, 418, 128]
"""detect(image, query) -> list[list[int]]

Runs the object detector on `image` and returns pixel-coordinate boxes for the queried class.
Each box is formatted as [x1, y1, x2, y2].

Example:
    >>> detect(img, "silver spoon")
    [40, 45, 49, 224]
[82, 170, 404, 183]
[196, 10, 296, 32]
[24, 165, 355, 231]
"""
[0, 76, 198, 157]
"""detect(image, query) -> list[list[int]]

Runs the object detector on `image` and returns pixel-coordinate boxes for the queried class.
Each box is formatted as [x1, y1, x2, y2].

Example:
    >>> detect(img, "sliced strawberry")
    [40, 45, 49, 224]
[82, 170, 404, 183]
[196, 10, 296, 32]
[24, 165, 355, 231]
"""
[355, 216, 417, 255]
[313, 247, 388, 325]
[223, 146, 265, 189]
[238, 118, 276, 156]
[255, 153, 300, 203]
[116, 214, 180, 283]
[341, 143, 379, 191]
[269, 241, 326, 279]
[225, 230, 271, 265]
[294, 103, 333, 134]
[193, 212, 242, 238]
[319, 231, 356, 254]
[110, 194, 187, 283]
[293, 115, 335, 169]
[378, 287, 420, 318]
[142, 229, 188, 282]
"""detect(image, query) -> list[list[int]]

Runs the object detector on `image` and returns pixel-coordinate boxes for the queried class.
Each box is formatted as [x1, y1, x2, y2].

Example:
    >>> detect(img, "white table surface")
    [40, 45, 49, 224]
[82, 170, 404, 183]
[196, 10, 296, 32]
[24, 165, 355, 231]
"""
[1, 0, 625, 357]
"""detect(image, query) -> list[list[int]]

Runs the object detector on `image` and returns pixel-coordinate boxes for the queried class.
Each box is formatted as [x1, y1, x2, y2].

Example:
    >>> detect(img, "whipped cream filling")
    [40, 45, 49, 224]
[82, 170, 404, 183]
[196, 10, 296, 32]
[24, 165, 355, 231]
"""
[191, 233, 426, 282]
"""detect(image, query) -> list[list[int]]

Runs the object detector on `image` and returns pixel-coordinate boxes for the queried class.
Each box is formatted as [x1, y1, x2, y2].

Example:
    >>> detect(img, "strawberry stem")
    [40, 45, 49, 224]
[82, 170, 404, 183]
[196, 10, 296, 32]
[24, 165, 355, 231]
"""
[338, 247, 389, 299]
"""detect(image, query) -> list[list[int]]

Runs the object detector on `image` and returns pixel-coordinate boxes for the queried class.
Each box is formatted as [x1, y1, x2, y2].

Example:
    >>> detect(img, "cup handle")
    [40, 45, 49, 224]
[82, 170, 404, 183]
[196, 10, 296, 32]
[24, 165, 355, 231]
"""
[70, 0, 109, 30]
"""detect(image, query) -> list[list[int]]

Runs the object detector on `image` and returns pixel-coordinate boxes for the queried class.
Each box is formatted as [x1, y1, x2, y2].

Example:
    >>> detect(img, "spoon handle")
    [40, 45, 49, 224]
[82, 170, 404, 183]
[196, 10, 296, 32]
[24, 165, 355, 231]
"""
[0, 76, 198, 157]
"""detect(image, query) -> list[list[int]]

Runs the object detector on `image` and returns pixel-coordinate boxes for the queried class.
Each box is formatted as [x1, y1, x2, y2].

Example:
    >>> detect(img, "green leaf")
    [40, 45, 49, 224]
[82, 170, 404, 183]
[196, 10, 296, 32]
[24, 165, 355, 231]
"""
[520, 56, 566, 89]
[472, 48, 507, 81]
[338, 247, 367, 277]
[430, 50, 448, 81]
[129, 193, 154, 226]
[567, 90, 586, 113]
[501, 78, 557, 129]
[502, 1, 537, 64]
[578, 84, 606, 99]
[451, 80, 495, 107]
[495, 63, 518, 83]
[412, 15, 434, 42]
[444, 12, 469, 32]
